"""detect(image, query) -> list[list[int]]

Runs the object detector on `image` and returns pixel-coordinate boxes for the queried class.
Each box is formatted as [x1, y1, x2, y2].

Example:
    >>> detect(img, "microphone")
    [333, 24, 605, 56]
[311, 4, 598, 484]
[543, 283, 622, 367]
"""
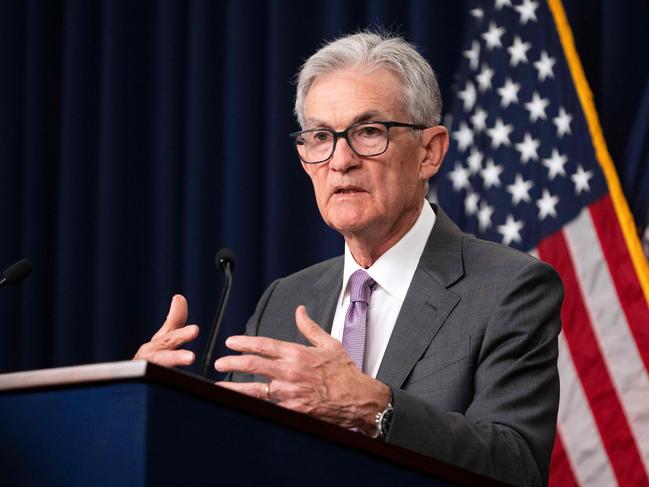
[0, 259, 33, 289]
[200, 248, 236, 377]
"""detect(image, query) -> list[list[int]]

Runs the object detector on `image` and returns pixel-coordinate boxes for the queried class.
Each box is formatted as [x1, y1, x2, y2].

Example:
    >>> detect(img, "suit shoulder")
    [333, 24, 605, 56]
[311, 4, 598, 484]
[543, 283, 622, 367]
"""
[461, 233, 558, 279]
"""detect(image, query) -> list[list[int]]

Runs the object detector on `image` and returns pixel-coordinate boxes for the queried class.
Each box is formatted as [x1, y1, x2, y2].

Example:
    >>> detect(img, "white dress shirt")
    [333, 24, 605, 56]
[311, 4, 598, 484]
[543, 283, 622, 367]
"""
[330, 201, 436, 378]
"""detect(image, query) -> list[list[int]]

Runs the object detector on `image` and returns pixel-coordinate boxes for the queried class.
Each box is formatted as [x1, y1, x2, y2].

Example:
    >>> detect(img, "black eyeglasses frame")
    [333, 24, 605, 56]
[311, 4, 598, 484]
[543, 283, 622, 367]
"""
[289, 121, 428, 164]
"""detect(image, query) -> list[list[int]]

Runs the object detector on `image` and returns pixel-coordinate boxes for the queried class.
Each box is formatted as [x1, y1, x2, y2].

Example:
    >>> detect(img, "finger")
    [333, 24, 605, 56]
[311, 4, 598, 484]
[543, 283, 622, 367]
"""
[153, 324, 199, 351]
[154, 294, 189, 337]
[295, 305, 330, 347]
[224, 335, 293, 358]
[214, 354, 281, 378]
[137, 349, 195, 368]
[216, 381, 268, 401]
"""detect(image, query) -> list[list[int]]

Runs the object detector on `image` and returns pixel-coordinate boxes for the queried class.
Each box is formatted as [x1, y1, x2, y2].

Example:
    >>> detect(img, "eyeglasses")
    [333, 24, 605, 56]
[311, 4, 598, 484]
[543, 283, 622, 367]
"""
[289, 121, 427, 164]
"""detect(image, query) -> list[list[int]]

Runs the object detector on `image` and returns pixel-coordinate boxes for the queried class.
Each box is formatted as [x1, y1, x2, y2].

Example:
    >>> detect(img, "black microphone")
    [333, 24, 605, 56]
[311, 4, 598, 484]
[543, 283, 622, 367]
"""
[200, 248, 235, 378]
[0, 259, 33, 289]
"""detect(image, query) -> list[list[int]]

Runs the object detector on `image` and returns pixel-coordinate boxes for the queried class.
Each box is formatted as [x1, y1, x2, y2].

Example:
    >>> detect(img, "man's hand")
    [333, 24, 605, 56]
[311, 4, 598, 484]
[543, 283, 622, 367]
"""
[215, 305, 390, 435]
[133, 294, 199, 368]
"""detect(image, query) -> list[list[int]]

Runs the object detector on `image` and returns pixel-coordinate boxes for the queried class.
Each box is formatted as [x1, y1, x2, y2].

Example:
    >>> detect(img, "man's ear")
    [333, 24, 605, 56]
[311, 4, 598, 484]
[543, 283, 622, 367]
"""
[419, 125, 449, 180]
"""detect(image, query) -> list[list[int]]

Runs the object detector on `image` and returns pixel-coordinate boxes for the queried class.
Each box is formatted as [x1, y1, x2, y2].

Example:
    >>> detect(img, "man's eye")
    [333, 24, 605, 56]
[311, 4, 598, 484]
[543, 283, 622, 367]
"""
[357, 125, 383, 137]
[311, 131, 331, 143]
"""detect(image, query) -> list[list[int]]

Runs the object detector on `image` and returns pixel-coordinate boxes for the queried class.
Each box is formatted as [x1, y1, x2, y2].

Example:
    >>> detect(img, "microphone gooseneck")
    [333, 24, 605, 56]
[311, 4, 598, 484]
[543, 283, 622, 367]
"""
[200, 248, 235, 378]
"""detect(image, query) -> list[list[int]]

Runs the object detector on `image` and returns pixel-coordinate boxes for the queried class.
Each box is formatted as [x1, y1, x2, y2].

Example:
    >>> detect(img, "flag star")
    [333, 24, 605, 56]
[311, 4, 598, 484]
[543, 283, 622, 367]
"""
[470, 107, 488, 132]
[494, 0, 512, 9]
[514, 0, 539, 24]
[487, 118, 514, 148]
[482, 22, 506, 50]
[458, 80, 477, 112]
[536, 189, 559, 220]
[467, 148, 484, 173]
[480, 159, 504, 189]
[498, 214, 524, 245]
[470, 8, 484, 20]
[465, 191, 480, 215]
[524, 92, 550, 122]
[553, 107, 573, 137]
[463, 41, 481, 71]
[507, 36, 531, 66]
[478, 201, 495, 232]
[507, 174, 534, 205]
[571, 164, 593, 195]
[543, 149, 568, 180]
[476, 64, 495, 92]
[452, 122, 474, 152]
[497, 78, 521, 107]
[534, 51, 556, 81]
[515, 133, 541, 163]
[448, 163, 471, 191]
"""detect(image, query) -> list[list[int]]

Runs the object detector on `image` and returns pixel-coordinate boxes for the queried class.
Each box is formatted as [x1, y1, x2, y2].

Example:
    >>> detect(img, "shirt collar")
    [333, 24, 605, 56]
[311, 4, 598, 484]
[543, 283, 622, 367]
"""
[339, 201, 436, 306]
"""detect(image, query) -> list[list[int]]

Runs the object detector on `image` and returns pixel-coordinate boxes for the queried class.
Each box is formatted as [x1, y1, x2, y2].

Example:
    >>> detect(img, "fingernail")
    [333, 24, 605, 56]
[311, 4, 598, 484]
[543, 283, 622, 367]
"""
[214, 359, 223, 371]
[185, 351, 194, 362]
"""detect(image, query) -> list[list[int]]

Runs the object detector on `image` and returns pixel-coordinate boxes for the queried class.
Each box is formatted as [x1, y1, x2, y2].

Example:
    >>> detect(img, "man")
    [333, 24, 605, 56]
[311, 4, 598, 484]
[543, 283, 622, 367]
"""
[134, 32, 563, 487]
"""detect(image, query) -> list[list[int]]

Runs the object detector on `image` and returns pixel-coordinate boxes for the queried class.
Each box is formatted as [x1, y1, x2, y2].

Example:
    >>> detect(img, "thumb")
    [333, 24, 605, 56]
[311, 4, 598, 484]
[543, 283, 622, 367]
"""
[295, 305, 329, 347]
[164, 294, 189, 330]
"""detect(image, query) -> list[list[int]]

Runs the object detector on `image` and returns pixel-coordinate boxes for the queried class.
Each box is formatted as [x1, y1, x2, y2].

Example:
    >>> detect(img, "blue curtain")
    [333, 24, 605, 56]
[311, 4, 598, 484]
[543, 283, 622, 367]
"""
[1, 0, 647, 375]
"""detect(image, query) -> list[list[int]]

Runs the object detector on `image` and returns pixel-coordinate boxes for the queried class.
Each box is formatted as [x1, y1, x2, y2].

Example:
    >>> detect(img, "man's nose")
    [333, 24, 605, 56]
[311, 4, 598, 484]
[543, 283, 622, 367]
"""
[328, 137, 361, 172]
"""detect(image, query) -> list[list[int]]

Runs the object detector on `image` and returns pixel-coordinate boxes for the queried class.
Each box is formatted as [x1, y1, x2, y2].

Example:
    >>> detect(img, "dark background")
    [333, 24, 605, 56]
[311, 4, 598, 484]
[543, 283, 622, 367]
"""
[1, 0, 647, 375]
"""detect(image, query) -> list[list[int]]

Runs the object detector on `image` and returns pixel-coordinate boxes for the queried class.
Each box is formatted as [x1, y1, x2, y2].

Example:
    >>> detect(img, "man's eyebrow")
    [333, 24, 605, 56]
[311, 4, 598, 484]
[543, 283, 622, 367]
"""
[305, 110, 387, 129]
[351, 110, 385, 124]
[305, 118, 331, 129]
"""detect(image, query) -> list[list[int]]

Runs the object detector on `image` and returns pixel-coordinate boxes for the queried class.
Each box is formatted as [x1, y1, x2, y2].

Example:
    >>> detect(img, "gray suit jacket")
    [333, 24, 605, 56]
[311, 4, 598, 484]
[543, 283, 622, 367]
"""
[233, 205, 563, 487]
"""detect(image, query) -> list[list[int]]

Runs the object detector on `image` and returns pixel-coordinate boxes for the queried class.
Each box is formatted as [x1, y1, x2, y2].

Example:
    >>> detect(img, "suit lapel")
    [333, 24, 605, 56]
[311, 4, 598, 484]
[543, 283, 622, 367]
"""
[298, 257, 343, 346]
[376, 206, 465, 388]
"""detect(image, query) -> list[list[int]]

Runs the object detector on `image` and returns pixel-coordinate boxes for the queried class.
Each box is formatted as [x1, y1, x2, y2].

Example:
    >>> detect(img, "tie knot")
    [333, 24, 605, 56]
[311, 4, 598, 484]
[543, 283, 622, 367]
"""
[348, 269, 375, 304]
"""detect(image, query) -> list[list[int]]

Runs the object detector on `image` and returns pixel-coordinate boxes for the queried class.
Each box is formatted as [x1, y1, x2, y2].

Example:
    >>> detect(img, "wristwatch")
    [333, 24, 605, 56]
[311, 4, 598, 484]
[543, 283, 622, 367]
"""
[374, 402, 394, 440]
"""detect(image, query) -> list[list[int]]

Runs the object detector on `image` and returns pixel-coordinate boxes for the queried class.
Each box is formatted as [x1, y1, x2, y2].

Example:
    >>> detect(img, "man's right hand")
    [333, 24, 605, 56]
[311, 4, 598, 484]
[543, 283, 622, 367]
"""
[133, 294, 199, 368]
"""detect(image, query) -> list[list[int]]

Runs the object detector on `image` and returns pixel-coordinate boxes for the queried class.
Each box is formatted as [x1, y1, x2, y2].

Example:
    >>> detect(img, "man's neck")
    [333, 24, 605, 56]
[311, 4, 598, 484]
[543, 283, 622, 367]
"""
[344, 200, 425, 268]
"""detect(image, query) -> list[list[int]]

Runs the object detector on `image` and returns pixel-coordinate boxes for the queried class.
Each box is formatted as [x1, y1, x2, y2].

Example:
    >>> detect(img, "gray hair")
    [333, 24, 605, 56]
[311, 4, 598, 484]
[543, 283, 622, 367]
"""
[294, 31, 442, 129]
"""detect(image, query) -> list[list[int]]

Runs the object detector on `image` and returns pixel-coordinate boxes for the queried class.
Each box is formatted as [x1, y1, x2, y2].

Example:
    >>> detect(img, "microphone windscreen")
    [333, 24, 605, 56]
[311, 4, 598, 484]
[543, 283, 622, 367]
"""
[214, 248, 235, 272]
[3, 259, 33, 285]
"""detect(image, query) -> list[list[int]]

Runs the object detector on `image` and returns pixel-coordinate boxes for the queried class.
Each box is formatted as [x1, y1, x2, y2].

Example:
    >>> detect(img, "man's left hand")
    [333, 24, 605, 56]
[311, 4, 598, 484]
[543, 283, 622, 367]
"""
[215, 305, 390, 435]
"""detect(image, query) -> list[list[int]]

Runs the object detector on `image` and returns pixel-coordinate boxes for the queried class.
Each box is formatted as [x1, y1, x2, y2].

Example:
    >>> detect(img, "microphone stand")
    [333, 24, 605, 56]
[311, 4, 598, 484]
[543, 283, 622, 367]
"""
[200, 260, 233, 378]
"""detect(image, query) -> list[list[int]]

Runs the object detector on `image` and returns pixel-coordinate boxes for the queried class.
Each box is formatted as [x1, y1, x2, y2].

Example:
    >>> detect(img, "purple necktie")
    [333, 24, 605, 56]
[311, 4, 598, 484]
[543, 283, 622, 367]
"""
[342, 269, 375, 371]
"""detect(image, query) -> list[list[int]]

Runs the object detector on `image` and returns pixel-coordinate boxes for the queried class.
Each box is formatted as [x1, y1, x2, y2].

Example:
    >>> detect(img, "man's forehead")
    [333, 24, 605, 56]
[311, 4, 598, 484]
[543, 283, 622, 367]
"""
[303, 69, 406, 127]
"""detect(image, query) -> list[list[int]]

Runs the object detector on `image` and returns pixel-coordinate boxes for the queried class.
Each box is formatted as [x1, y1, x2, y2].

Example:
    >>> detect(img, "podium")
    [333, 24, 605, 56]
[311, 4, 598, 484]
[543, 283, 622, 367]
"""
[0, 361, 507, 486]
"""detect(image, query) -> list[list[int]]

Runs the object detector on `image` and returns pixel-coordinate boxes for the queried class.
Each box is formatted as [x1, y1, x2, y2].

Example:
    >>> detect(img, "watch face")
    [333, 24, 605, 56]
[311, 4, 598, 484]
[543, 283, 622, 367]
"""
[379, 405, 394, 439]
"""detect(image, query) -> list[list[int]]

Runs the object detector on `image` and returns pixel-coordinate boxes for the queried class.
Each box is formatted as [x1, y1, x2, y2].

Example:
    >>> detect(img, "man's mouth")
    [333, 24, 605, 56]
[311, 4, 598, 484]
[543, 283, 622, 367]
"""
[333, 186, 366, 195]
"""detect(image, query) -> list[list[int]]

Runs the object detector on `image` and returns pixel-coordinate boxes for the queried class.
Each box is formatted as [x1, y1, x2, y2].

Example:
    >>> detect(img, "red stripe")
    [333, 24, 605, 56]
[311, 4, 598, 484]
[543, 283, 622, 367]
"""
[549, 429, 579, 487]
[588, 195, 649, 373]
[539, 231, 648, 486]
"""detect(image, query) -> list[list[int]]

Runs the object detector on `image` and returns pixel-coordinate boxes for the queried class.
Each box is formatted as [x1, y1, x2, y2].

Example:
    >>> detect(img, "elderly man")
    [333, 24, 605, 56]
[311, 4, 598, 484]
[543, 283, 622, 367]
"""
[135, 32, 563, 487]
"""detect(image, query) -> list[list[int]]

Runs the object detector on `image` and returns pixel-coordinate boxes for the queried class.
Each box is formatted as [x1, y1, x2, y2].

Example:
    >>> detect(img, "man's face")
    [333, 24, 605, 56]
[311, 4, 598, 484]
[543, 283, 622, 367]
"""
[301, 67, 441, 243]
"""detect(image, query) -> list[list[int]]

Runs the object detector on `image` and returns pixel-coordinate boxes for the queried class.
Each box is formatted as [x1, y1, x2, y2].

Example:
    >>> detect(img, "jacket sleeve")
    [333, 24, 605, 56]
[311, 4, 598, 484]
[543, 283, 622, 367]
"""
[229, 278, 281, 383]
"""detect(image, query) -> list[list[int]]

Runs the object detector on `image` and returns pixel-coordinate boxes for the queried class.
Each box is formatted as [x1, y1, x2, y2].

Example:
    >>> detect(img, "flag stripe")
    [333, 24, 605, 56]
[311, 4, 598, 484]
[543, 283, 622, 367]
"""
[589, 195, 649, 374]
[549, 429, 581, 487]
[538, 231, 648, 485]
[554, 333, 616, 486]
[548, 0, 649, 303]
[564, 204, 649, 477]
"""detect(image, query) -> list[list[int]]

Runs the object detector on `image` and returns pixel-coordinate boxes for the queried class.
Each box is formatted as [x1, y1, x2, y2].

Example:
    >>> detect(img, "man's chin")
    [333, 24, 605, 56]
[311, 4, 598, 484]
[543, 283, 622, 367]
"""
[325, 214, 373, 236]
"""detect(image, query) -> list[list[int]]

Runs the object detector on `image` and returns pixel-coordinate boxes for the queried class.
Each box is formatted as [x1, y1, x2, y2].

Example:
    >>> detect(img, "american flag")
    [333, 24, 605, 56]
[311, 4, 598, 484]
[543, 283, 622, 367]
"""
[435, 0, 649, 485]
